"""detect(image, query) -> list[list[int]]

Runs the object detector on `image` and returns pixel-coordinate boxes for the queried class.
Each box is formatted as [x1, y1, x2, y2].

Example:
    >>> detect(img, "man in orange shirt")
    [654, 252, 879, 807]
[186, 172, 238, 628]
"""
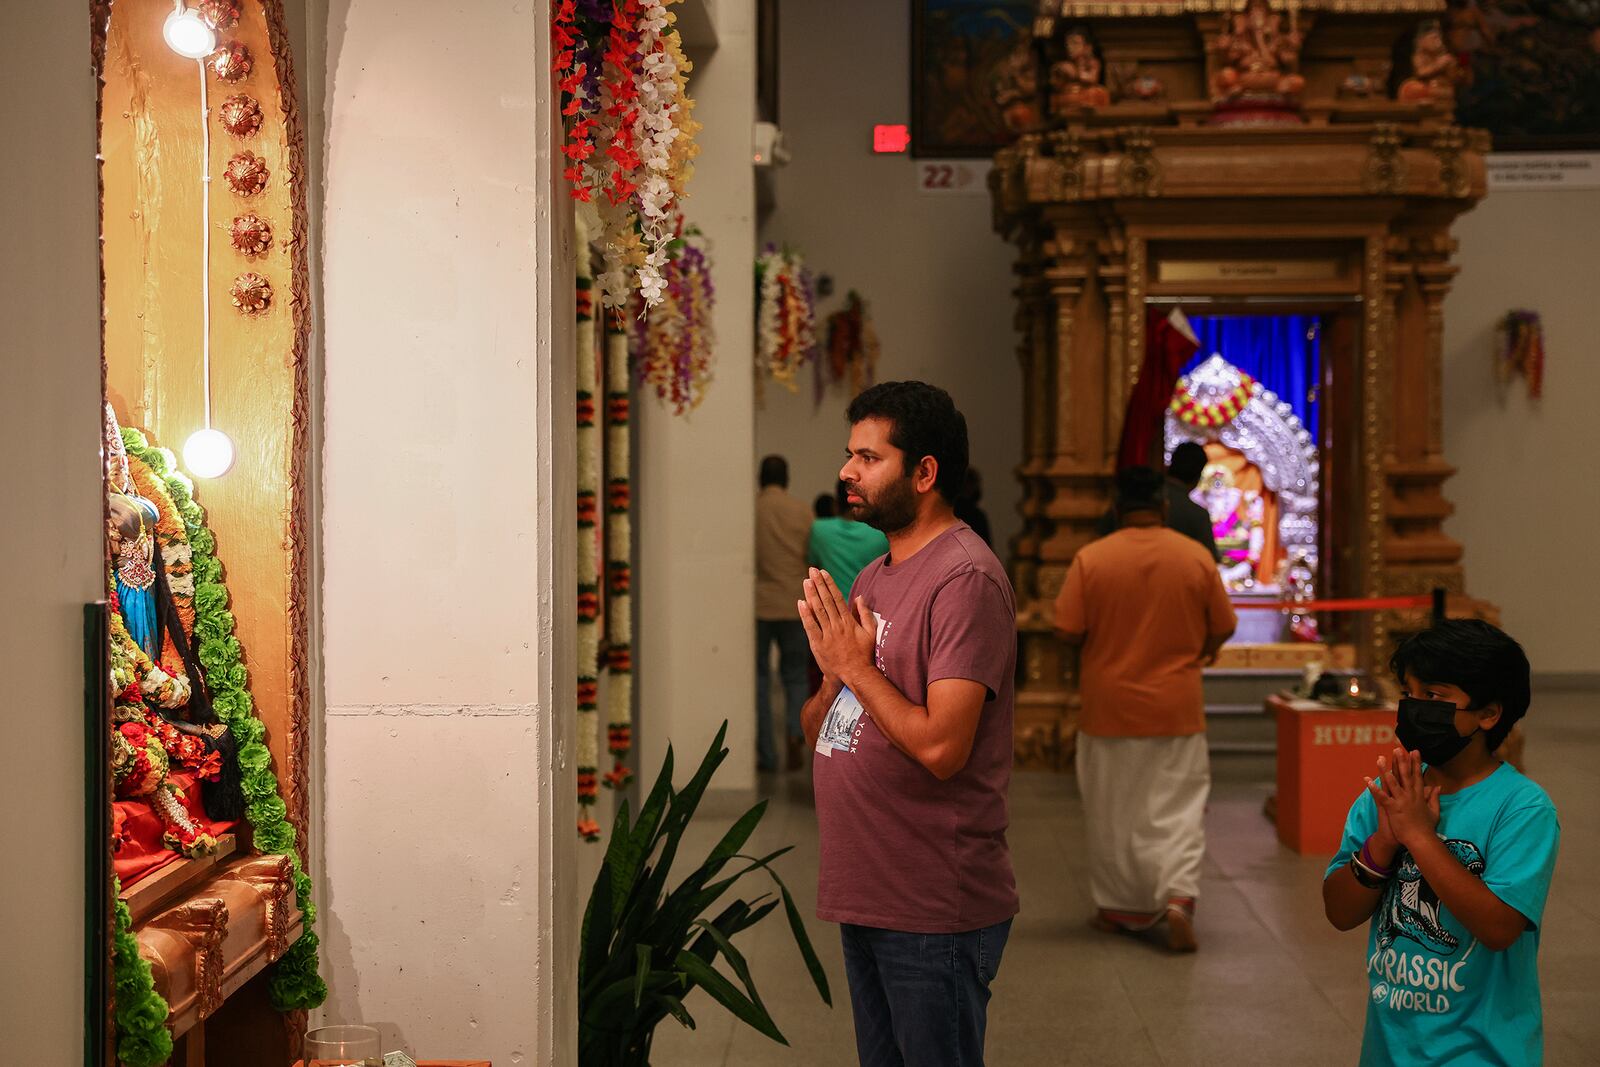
[1054, 466, 1236, 952]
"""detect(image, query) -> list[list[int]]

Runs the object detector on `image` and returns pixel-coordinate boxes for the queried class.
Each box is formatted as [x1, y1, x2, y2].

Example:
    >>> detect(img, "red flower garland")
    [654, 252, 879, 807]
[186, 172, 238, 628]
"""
[552, 0, 598, 202]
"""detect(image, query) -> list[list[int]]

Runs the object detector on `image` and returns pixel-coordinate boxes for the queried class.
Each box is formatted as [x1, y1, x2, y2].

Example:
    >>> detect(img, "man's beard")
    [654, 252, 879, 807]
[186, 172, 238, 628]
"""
[852, 476, 918, 534]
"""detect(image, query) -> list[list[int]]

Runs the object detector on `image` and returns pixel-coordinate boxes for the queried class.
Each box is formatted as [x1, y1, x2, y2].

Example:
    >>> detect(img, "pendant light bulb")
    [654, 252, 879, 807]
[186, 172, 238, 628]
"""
[163, 6, 217, 60]
[183, 428, 235, 479]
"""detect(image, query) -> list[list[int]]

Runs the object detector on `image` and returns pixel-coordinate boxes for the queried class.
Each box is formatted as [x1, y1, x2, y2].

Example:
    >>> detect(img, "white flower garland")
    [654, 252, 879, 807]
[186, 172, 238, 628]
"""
[632, 0, 681, 306]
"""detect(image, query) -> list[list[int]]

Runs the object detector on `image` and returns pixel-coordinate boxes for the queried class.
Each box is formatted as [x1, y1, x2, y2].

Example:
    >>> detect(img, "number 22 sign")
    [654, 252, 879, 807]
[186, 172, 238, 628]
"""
[915, 160, 990, 196]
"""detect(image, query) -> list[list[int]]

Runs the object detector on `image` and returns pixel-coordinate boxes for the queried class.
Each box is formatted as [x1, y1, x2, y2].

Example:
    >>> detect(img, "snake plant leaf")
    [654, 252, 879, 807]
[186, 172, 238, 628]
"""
[673, 950, 786, 1045]
[689, 918, 771, 1019]
[633, 944, 651, 1009]
[579, 860, 614, 992]
[639, 723, 729, 907]
[686, 899, 753, 964]
[650, 993, 695, 1030]
[643, 800, 769, 946]
[719, 851, 833, 1008]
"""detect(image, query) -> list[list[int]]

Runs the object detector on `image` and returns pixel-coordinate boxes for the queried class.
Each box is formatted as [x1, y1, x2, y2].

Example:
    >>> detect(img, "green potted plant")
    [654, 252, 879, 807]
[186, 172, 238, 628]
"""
[578, 722, 831, 1065]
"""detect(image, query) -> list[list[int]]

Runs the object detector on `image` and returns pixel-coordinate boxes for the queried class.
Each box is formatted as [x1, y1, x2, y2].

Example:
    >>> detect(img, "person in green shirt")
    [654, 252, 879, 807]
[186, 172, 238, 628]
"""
[808, 480, 890, 600]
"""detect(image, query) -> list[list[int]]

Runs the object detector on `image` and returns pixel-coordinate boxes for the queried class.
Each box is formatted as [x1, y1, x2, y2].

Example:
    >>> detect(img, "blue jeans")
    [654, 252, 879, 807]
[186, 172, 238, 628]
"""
[755, 619, 809, 770]
[841, 919, 1013, 1067]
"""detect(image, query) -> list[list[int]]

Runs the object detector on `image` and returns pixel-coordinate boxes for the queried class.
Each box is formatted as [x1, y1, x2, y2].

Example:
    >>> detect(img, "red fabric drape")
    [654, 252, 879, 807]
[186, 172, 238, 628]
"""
[1116, 308, 1200, 469]
[113, 770, 236, 887]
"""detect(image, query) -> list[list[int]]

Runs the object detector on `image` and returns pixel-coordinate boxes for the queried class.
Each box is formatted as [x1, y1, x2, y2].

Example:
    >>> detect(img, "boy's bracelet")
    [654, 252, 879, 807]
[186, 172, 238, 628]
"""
[1360, 837, 1396, 877]
[1348, 853, 1391, 890]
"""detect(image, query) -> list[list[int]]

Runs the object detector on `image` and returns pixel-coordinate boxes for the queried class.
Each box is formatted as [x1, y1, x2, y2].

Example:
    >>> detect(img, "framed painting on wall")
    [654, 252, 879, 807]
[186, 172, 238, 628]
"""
[911, 0, 1035, 158]
[1441, 0, 1600, 150]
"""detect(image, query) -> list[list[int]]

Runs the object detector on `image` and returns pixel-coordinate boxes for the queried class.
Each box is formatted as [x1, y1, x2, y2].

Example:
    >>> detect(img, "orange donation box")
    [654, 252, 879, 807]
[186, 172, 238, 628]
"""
[1269, 693, 1398, 856]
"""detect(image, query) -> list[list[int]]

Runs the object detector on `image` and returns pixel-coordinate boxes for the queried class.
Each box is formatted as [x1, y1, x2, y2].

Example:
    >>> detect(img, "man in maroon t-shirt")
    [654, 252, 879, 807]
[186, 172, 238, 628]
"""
[798, 381, 1018, 1067]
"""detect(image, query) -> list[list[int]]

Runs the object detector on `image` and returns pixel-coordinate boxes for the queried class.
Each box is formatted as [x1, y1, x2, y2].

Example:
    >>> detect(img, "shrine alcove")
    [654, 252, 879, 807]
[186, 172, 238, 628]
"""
[94, 0, 319, 1061]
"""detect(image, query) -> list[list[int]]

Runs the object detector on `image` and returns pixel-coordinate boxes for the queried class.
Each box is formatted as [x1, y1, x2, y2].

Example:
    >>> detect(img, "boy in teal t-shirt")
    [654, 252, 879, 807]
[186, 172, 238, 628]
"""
[1322, 620, 1560, 1066]
[808, 481, 889, 598]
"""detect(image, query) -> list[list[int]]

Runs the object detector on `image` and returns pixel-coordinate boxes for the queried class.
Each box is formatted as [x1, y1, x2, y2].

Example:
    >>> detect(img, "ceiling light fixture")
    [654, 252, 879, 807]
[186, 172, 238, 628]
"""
[162, 2, 217, 60]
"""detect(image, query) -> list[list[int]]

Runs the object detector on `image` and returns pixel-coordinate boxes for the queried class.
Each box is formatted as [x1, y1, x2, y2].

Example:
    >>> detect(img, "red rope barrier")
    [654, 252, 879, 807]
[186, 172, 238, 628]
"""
[1230, 595, 1434, 612]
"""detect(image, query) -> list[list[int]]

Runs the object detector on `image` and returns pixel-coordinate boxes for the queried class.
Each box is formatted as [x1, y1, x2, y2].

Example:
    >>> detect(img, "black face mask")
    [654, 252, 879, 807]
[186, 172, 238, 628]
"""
[1396, 697, 1475, 766]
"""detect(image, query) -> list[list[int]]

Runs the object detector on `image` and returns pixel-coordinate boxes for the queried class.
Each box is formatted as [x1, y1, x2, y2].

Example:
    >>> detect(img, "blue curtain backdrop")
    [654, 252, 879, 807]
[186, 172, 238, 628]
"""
[1185, 315, 1321, 440]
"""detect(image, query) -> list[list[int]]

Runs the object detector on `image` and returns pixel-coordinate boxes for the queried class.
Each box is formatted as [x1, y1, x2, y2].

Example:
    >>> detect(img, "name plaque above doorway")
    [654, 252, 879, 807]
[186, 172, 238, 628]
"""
[1158, 259, 1345, 284]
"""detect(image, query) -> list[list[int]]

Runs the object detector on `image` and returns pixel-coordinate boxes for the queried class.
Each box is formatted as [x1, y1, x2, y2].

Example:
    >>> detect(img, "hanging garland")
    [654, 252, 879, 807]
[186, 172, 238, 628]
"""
[819, 290, 881, 405]
[604, 324, 634, 791]
[1497, 309, 1543, 398]
[634, 222, 715, 413]
[119, 429, 326, 1012]
[575, 212, 603, 844]
[755, 246, 818, 397]
[553, 0, 701, 311]
[1170, 370, 1258, 429]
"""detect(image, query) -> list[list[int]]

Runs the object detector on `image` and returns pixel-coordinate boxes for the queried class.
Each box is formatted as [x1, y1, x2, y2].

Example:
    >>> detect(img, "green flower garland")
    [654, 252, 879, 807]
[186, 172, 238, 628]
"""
[112, 874, 174, 1067]
[120, 429, 327, 1016]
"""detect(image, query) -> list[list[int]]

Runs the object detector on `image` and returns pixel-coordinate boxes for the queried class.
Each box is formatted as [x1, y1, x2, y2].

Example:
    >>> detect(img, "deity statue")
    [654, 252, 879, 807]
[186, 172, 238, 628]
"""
[993, 41, 1041, 134]
[104, 405, 242, 859]
[1197, 463, 1267, 590]
[1211, 0, 1305, 101]
[1398, 20, 1463, 107]
[1050, 26, 1111, 112]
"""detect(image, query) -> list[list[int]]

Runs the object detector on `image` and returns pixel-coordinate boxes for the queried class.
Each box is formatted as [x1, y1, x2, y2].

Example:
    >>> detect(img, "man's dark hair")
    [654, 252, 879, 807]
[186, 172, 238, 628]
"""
[1390, 619, 1531, 751]
[845, 381, 969, 503]
[833, 479, 851, 511]
[759, 454, 788, 488]
[814, 493, 837, 518]
[1169, 442, 1208, 487]
[1114, 465, 1165, 514]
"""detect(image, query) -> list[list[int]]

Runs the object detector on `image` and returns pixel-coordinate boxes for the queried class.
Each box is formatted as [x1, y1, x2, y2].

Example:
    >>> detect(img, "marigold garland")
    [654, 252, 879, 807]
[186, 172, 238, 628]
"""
[603, 323, 634, 790]
[119, 428, 327, 1013]
[575, 210, 603, 842]
[755, 246, 818, 398]
[634, 222, 714, 413]
[1170, 370, 1257, 428]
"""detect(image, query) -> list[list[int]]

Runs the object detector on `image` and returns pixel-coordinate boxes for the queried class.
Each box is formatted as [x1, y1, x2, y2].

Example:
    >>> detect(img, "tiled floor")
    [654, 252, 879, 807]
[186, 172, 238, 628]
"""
[649, 691, 1597, 1066]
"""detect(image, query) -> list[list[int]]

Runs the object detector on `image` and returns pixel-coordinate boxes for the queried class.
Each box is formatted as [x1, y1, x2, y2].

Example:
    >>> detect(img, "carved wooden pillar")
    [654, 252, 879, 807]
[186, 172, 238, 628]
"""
[1371, 230, 1468, 662]
[1359, 234, 1393, 665]
[1038, 234, 1106, 595]
[1009, 241, 1052, 606]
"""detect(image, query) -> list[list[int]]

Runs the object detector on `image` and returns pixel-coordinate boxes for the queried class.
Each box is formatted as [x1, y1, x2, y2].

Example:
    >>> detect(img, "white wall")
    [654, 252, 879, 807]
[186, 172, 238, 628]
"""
[636, 0, 760, 793]
[317, 1, 576, 1063]
[0, 7, 102, 1062]
[1444, 186, 1600, 675]
[755, 0, 1023, 554]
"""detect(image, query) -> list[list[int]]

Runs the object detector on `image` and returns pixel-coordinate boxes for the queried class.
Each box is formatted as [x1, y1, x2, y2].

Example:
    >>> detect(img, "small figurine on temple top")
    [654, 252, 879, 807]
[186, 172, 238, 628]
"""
[1211, 0, 1306, 103]
[993, 41, 1042, 134]
[1397, 20, 1463, 108]
[1050, 25, 1111, 113]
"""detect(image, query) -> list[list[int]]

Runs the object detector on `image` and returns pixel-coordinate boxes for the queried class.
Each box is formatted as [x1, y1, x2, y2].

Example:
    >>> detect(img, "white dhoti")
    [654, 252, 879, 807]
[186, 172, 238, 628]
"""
[1076, 732, 1210, 920]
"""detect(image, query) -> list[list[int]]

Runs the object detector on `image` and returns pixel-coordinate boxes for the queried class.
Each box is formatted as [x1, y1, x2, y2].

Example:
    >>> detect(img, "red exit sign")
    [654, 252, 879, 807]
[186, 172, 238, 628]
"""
[873, 124, 911, 153]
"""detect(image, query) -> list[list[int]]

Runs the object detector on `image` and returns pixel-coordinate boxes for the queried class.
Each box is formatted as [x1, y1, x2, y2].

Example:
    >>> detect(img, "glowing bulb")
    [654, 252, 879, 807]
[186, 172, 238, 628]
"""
[163, 8, 217, 59]
[183, 428, 235, 478]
